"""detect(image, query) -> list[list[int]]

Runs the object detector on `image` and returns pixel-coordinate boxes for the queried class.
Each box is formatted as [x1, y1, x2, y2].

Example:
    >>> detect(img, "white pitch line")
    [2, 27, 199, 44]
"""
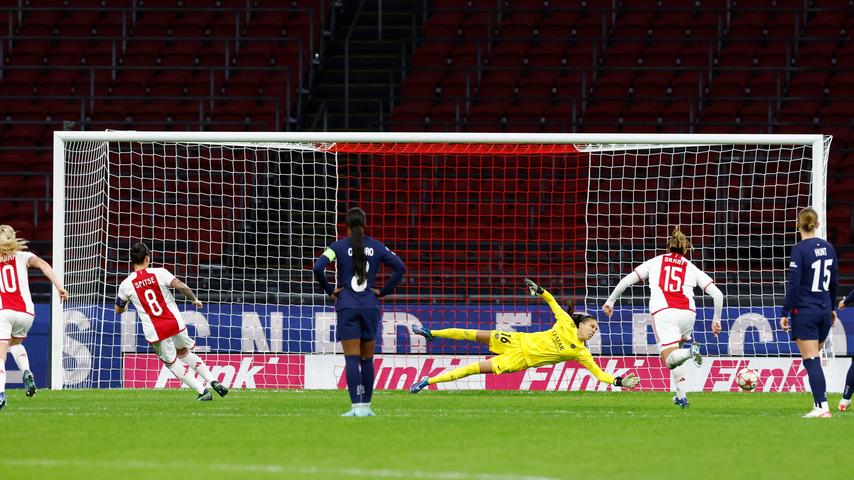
[0, 458, 566, 480]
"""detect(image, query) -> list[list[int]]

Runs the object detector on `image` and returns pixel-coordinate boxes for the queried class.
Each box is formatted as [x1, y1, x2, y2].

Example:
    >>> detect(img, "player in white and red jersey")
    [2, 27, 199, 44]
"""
[115, 243, 227, 401]
[0, 225, 68, 410]
[602, 227, 723, 408]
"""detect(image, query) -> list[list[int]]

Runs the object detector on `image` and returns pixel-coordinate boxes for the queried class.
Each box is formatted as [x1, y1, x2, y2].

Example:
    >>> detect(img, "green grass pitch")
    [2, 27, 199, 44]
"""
[0, 389, 850, 480]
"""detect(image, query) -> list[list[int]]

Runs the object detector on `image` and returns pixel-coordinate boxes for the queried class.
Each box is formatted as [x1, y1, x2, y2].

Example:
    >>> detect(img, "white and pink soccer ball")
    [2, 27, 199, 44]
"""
[736, 367, 760, 391]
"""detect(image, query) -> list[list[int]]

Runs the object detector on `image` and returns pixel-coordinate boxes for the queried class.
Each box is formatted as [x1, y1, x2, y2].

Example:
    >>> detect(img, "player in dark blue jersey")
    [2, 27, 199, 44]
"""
[835, 292, 854, 411]
[780, 207, 838, 418]
[312, 207, 405, 417]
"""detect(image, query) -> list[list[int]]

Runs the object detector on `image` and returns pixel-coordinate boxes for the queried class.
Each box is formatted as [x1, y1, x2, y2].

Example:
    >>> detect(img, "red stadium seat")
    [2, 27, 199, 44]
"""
[147, 71, 189, 97]
[478, 71, 519, 99]
[411, 42, 453, 69]
[498, 12, 540, 39]
[803, 12, 845, 39]
[516, 73, 556, 101]
[401, 71, 443, 99]
[6, 41, 49, 66]
[632, 71, 672, 98]
[707, 71, 750, 98]
[609, 12, 654, 40]
[591, 71, 632, 98]
[650, 12, 691, 39]
[642, 42, 681, 67]
[537, 11, 579, 39]
[438, 71, 475, 98]
[716, 42, 756, 68]
[601, 42, 643, 68]
[526, 42, 567, 69]
[747, 71, 781, 97]
[787, 71, 828, 98]
[727, 12, 769, 39]
[17, 11, 60, 37]
[793, 41, 837, 69]
[449, 42, 486, 68]
[686, 12, 721, 39]
[486, 41, 529, 68]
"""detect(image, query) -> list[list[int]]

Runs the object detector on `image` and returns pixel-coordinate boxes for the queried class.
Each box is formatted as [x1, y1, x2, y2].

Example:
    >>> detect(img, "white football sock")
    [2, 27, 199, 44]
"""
[666, 348, 692, 368]
[179, 352, 215, 384]
[0, 366, 6, 394]
[166, 361, 206, 394]
[9, 344, 30, 371]
[671, 363, 691, 399]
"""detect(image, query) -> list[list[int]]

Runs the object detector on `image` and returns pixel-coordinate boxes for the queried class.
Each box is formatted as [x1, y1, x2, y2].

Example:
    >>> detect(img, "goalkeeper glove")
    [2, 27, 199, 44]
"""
[614, 373, 640, 389]
[524, 277, 543, 296]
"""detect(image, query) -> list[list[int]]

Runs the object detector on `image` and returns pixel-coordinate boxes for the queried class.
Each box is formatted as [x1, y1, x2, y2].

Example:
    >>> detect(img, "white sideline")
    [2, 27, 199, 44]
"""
[0, 458, 564, 480]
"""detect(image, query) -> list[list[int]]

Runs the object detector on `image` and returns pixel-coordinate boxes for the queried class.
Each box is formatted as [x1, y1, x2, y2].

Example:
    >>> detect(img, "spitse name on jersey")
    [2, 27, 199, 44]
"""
[635, 253, 714, 315]
[118, 267, 186, 343]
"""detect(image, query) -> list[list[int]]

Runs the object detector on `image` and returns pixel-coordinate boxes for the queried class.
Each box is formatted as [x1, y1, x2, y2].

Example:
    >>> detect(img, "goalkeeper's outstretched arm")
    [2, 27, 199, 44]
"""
[524, 278, 570, 322]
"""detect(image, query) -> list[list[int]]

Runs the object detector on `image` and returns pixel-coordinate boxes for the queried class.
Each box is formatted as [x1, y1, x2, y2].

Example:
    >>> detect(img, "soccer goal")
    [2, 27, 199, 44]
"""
[52, 132, 850, 392]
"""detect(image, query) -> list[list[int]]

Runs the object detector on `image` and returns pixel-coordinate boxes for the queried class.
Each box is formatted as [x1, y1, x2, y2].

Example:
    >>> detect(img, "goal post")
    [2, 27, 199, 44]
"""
[51, 131, 848, 392]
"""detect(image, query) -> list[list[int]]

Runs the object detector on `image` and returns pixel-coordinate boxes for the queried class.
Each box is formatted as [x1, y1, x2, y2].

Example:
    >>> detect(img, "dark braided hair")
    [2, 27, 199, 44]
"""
[346, 207, 367, 286]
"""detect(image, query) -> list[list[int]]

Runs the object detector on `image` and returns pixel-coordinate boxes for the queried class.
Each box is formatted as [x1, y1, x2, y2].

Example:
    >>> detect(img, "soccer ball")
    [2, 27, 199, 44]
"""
[736, 367, 760, 391]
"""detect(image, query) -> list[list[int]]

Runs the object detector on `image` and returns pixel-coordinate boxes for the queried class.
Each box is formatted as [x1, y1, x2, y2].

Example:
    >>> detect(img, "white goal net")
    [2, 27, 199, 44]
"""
[53, 132, 848, 393]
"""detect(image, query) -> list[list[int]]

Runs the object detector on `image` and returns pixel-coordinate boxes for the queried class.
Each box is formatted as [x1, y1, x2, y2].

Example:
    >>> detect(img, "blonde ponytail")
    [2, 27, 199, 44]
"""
[0, 225, 28, 257]
[797, 207, 818, 233]
[665, 226, 692, 255]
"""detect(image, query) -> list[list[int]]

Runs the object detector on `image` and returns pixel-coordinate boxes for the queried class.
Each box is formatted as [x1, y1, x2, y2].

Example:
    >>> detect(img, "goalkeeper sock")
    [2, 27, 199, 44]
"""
[179, 352, 215, 384]
[166, 361, 205, 394]
[671, 363, 690, 399]
[665, 348, 692, 368]
[344, 355, 362, 404]
[359, 357, 374, 404]
[430, 328, 478, 341]
[428, 362, 481, 385]
[844, 360, 854, 401]
[9, 344, 30, 372]
[803, 357, 827, 405]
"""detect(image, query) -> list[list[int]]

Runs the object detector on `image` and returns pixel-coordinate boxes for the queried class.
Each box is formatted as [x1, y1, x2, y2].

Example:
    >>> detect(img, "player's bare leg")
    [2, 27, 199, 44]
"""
[0, 339, 9, 410]
[9, 338, 35, 397]
[410, 360, 493, 393]
[662, 345, 693, 408]
[176, 347, 228, 398]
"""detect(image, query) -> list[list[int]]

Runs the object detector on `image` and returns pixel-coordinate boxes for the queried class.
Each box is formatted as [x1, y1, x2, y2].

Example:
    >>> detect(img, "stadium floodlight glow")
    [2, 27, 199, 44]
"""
[53, 132, 847, 392]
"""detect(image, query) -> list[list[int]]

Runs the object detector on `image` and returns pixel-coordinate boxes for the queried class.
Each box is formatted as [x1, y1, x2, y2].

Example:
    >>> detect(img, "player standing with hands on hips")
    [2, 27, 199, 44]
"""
[312, 207, 406, 417]
[116, 243, 228, 401]
[602, 227, 723, 409]
[780, 207, 838, 418]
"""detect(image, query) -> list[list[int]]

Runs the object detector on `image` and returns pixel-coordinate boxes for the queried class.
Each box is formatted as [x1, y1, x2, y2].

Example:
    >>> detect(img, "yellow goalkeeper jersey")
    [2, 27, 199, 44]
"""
[519, 290, 616, 385]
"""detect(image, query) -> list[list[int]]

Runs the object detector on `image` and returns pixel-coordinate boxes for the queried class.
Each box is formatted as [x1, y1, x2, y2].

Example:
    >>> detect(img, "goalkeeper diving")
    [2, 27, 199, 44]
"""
[409, 278, 641, 392]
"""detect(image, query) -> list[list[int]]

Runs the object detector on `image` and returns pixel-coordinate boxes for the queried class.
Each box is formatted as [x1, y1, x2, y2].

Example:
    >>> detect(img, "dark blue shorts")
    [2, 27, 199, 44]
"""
[336, 308, 380, 341]
[790, 312, 833, 342]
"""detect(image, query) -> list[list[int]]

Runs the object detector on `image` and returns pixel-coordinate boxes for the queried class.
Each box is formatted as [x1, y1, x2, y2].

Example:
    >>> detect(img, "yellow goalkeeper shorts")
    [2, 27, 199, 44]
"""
[488, 330, 529, 374]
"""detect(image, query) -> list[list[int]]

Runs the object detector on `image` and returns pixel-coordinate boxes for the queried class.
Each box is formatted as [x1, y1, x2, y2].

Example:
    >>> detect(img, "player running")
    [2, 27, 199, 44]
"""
[0, 225, 68, 410]
[780, 207, 838, 418]
[602, 227, 723, 408]
[115, 243, 227, 401]
[409, 278, 641, 393]
[312, 207, 406, 417]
